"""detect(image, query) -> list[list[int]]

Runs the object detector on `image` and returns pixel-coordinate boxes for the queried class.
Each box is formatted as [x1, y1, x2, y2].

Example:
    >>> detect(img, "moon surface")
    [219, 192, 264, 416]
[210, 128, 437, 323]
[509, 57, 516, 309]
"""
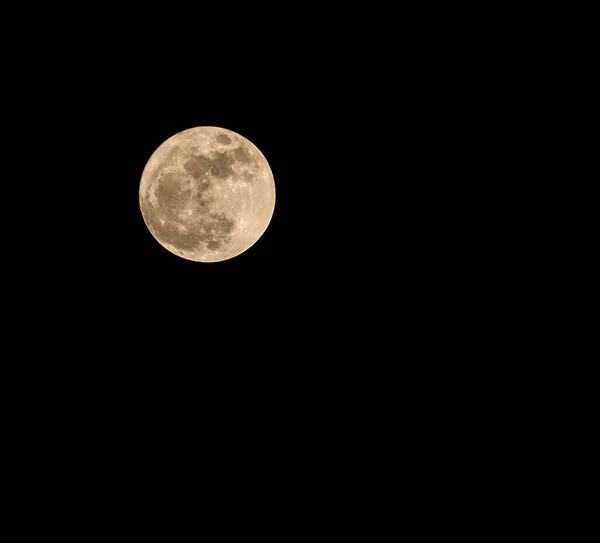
[139, 126, 275, 262]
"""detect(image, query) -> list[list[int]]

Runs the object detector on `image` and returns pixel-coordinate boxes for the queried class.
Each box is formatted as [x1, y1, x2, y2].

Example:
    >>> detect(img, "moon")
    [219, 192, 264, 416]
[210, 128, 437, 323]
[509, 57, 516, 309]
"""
[139, 126, 275, 262]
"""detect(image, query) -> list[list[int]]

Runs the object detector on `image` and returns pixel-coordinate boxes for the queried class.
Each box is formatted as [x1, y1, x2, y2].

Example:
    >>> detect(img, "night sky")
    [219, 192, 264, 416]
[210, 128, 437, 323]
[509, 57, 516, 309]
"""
[45, 40, 364, 365]
[15, 5, 490, 395]
[2, 10, 525, 518]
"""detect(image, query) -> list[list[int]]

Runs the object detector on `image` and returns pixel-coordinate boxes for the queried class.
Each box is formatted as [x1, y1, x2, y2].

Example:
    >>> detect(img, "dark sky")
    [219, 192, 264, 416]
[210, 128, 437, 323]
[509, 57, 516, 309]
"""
[2, 10, 523, 494]
[15, 6, 498, 386]
[0, 10, 545, 523]
[33, 40, 360, 361]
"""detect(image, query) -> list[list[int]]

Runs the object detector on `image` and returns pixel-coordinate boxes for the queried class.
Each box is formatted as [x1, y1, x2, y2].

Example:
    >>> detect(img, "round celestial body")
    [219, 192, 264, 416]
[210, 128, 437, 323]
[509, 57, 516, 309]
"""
[139, 126, 275, 262]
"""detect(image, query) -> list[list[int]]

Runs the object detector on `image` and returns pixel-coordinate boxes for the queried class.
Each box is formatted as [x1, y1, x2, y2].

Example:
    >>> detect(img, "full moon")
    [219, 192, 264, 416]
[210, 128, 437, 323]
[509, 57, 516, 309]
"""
[139, 126, 275, 262]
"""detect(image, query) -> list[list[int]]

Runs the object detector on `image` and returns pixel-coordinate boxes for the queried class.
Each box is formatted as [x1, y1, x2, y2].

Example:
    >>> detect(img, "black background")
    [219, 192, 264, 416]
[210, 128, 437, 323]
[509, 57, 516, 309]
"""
[9, 6, 517, 405]
[25, 12, 407, 364]
[1, 8, 544, 522]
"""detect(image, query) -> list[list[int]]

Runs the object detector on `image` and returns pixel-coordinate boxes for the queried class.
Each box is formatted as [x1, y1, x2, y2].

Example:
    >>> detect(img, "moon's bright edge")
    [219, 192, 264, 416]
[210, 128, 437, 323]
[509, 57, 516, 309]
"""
[139, 126, 275, 262]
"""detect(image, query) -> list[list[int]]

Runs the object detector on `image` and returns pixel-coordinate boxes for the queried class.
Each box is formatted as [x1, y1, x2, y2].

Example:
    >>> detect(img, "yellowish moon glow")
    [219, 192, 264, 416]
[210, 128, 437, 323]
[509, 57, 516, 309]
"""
[139, 126, 275, 262]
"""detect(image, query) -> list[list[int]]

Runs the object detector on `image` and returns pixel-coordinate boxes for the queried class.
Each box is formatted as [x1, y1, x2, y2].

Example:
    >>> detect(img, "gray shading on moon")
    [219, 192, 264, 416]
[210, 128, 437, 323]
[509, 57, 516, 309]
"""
[139, 126, 275, 262]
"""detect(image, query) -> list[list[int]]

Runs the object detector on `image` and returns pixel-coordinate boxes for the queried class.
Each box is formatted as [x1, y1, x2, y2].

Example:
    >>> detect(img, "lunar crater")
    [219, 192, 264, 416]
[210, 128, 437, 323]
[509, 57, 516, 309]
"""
[183, 155, 212, 178]
[210, 151, 236, 179]
[216, 133, 232, 145]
